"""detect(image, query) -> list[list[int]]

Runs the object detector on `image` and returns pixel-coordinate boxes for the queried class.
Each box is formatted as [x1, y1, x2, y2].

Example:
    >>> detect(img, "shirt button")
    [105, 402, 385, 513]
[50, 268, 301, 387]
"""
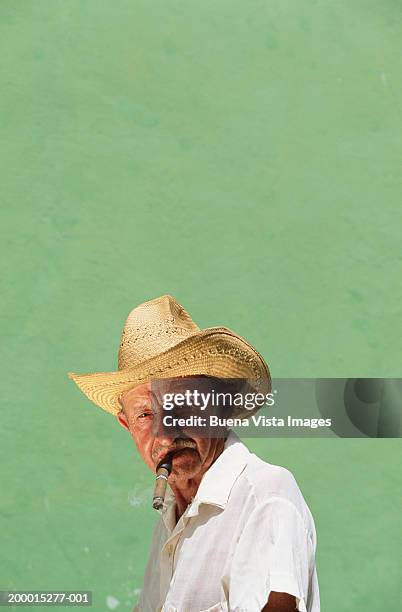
[167, 545, 173, 556]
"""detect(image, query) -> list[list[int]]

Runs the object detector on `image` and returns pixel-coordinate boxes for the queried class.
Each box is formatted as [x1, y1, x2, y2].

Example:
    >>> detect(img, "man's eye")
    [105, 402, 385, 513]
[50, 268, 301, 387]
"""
[138, 411, 153, 419]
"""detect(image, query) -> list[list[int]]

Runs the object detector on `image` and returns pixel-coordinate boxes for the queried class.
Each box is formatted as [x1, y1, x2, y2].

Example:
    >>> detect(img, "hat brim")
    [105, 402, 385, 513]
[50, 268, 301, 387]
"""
[68, 327, 271, 418]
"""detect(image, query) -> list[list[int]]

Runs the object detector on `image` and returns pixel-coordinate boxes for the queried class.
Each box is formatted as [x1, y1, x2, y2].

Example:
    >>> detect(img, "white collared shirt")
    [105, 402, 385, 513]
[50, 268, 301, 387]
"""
[134, 431, 320, 612]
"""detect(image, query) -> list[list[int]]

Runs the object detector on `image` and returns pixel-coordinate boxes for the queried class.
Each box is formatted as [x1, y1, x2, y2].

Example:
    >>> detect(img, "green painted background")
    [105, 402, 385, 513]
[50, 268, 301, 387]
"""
[1, 1, 401, 610]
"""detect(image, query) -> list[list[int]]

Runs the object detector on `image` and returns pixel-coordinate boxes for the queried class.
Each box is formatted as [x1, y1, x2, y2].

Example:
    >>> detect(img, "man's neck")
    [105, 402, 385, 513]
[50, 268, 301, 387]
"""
[170, 438, 226, 522]
[170, 477, 202, 521]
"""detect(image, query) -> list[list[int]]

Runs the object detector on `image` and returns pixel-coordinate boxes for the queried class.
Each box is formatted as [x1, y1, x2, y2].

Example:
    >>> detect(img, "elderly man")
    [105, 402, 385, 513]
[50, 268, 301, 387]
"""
[69, 295, 320, 612]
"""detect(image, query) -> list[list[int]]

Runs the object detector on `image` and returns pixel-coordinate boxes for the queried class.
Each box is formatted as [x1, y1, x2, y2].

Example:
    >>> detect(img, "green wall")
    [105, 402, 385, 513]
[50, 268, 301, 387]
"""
[1, 1, 401, 610]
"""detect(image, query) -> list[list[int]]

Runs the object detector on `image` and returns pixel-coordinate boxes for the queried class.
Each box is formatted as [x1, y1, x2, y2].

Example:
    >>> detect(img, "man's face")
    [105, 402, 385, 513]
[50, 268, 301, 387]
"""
[118, 379, 224, 482]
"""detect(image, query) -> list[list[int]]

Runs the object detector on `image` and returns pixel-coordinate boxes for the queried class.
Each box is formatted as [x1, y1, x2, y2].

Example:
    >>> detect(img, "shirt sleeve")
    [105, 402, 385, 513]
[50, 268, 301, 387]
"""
[227, 497, 317, 612]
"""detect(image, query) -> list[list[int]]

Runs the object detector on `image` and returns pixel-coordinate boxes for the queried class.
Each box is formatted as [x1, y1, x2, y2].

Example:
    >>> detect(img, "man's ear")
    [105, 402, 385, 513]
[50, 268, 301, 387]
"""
[117, 411, 129, 431]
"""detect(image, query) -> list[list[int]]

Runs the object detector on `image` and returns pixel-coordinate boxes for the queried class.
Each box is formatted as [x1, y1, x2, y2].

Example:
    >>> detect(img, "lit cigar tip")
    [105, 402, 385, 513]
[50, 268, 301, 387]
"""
[152, 496, 165, 510]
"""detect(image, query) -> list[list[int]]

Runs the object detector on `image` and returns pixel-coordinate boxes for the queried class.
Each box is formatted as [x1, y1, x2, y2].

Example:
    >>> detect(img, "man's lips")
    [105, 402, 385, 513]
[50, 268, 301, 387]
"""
[155, 444, 197, 466]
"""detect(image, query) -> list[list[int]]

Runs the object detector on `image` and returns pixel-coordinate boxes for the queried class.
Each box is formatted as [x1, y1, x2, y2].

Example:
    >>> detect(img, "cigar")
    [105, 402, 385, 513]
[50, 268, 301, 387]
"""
[152, 453, 174, 510]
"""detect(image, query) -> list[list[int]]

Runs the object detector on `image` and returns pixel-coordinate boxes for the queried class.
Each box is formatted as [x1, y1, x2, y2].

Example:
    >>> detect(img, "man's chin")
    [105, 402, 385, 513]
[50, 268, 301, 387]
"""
[169, 447, 201, 479]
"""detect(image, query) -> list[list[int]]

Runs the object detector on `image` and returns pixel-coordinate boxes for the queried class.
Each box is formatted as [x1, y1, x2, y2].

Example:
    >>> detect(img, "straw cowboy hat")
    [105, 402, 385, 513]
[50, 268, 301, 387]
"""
[68, 295, 271, 418]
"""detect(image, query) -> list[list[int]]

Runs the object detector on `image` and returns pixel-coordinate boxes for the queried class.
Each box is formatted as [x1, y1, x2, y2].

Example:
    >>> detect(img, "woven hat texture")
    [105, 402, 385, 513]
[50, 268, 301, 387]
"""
[68, 295, 271, 417]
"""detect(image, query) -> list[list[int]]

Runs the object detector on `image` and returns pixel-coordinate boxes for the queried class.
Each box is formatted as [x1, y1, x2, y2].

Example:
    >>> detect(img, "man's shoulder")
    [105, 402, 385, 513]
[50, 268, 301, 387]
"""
[240, 449, 313, 525]
[237, 449, 318, 549]
[244, 451, 300, 500]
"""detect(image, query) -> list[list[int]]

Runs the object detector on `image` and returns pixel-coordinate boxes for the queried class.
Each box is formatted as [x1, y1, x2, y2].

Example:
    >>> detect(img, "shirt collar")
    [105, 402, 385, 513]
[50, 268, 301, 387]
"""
[162, 431, 250, 527]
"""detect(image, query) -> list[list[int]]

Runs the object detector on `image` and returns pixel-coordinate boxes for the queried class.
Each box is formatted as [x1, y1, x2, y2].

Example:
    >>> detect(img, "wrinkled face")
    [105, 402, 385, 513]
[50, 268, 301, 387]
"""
[118, 379, 224, 482]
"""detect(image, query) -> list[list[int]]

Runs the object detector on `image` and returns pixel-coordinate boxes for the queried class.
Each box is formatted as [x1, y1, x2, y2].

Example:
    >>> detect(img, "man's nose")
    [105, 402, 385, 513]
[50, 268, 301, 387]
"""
[154, 432, 177, 449]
